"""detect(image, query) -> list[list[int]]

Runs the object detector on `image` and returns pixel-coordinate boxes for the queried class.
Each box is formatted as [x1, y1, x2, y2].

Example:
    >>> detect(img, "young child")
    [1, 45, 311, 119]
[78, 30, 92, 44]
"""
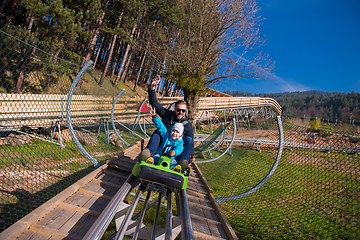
[141, 106, 184, 172]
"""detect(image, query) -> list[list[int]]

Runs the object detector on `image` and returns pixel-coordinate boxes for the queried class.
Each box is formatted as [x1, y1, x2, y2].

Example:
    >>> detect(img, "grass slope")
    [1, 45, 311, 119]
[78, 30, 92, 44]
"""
[198, 148, 359, 239]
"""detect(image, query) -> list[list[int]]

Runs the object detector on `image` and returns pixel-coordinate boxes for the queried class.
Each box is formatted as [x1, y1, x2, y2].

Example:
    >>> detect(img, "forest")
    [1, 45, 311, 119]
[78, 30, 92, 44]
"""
[0, 0, 272, 124]
[226, 90, 360, 122]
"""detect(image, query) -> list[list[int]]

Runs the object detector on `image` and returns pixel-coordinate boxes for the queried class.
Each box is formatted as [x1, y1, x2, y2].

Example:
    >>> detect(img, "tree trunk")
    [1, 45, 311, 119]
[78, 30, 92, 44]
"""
[14, 11, 36, 93]
[120, 51, 133, 83]
[113, 42, 130, 86]
[159, 55, 167, 96]
[5, 0, 18, 25]
[113, 20, 138, 86]
[161, 79, 169, 96]
[172, 83, 181, 97]
[46, 48, 61, 93]
[184, 90, 200, 127]
[133, 19, 155, 91]
[92, 34, 106, 72]
[133, 49, 147, 92]
[165, 81, 175, 96]
[143, 70, 150, 84]
[110, 40, 122, 79]
[77, 0, 110, 88]
[26, 14, 34, 31]
[99, 7, 124, 85]
[128, 56, 137, 80]
[99, 34, 117, 86]
[14, 38, 36, 93]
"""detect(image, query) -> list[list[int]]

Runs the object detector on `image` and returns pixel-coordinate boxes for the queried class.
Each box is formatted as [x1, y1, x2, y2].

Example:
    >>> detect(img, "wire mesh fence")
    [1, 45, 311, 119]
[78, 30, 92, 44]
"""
[0, 24, 154, 232]
[199, 117, 360, 239]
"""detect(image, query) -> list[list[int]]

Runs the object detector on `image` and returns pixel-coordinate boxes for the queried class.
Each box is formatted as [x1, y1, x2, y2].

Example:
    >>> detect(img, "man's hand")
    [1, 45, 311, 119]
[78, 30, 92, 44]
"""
[149, 105, 156, 118]
[170, 150, 176, 157]
[189, 154, 195, 163]
[150, 75, 160, 90]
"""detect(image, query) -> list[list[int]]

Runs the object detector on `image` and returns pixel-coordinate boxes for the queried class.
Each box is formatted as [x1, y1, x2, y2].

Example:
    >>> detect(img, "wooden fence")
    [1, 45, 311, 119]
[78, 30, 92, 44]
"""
[0, 93, 281, 130]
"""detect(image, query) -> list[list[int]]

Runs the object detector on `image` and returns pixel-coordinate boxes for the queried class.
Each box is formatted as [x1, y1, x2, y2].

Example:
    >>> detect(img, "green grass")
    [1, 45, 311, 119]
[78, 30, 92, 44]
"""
[198, 148, 360, 239]
[0, 132, 124, 167]
[0, 131, 130, 232]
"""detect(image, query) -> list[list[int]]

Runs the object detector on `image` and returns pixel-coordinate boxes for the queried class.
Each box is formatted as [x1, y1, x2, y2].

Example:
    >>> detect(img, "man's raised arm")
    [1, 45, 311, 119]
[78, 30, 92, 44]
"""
[148, 75, 166, 116]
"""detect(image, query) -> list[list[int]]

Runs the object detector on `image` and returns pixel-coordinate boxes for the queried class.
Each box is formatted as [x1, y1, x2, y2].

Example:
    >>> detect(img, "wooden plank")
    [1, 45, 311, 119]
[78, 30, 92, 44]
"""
[188, 180, 206, 188]
[105, 152, 125, 165]
[78, 188, 113, 201]
[202, 208, 220, 223]
[111, 161, 135, 170]
[59, 212, 98, 238]
[186, 184, 207, 195]
[188, 201, 214, 211]
[191, 217, 212, 237]
[92, 178, 122, 189]
[189, 202, 206, 217]
[14, 230, 53, 240]
[193, 230, 228, 240]
[187, 195, 213, 208]
[189, 183, 208, 192]
[58, 202, 101, 217]
[107, 164, 132, 174]
[63, 190, 93, 207]
[187, 195, 211, 204]
[190, 214, 222, 226]
[192, 162, 239, 240]
[206, 222, 229, 239]
[187, 188, 208, 198]
[81, 196, 110, 213]
[30, 223, 81, 240]
[36, 207, 75, 230]
[101, 169, 128, 180]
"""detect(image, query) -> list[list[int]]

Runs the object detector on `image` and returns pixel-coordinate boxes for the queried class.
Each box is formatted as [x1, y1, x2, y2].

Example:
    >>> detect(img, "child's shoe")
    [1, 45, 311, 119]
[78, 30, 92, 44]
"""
[146, 157, 154, 165]
[173, 165, 182, 173]
[141, 148, 152, 161]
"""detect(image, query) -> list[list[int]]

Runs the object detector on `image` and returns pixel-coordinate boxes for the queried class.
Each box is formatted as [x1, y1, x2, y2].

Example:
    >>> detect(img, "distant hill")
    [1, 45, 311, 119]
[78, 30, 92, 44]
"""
[224, 90, 360, 122]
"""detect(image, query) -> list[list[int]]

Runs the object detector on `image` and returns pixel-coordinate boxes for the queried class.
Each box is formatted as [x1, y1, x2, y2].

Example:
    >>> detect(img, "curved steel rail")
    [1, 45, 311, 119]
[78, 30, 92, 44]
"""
[216, 115, 284, 203]
[196, 118, 237, 164]
[111, 89, 131, 147]
[66, 60, 101, 168]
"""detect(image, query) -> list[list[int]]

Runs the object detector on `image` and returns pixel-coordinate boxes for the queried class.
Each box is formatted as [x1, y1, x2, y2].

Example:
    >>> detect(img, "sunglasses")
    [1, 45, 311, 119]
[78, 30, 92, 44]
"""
[176, 108, 186, 113]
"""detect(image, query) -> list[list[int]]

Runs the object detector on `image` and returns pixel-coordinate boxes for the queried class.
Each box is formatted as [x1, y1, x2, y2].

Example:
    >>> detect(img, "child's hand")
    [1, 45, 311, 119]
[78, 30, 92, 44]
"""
[170, 150, 176, 157]
[149, 105, 156, 118]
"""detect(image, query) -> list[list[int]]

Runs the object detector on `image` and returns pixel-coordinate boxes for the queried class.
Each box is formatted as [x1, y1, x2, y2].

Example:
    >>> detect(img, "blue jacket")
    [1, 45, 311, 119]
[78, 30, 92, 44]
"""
[153, 116, 184, 161]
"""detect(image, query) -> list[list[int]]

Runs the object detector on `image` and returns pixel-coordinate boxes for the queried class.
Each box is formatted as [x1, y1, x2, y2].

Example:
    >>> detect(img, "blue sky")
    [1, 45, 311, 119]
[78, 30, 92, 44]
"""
[213, 0, 360, 94]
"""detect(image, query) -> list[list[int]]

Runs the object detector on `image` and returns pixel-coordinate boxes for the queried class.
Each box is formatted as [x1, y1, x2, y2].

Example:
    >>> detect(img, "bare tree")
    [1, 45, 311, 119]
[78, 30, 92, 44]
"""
[159, 0, 274, 124]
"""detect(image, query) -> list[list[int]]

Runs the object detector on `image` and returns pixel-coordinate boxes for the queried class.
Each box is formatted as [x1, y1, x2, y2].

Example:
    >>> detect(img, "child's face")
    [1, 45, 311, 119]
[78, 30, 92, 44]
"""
[171, 129, 181, 140]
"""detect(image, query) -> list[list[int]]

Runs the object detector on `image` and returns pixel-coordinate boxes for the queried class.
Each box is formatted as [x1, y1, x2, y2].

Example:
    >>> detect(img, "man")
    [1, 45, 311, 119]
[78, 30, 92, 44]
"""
[143, 75, 195, 172]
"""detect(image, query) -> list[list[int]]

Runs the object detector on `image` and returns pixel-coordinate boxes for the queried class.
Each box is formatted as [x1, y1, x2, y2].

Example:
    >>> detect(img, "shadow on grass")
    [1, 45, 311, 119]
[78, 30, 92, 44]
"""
[0, 165, 96, 232]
